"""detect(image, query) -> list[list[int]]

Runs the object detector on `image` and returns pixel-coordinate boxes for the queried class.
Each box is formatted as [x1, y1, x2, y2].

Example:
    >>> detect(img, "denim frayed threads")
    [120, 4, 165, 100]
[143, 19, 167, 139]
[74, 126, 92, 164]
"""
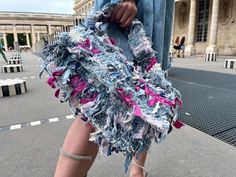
[41, 2, 182, 172]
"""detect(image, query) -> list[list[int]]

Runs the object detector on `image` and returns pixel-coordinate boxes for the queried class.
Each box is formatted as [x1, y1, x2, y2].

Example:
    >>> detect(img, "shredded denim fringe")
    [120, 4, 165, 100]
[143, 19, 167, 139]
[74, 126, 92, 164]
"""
[40, 2, 182, 172]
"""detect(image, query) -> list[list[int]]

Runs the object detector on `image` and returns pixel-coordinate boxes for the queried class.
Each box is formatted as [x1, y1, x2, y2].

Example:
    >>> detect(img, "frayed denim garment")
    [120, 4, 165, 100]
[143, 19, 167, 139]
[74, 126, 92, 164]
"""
[94, 0, 175, 70]
[40, 2, 182, 172]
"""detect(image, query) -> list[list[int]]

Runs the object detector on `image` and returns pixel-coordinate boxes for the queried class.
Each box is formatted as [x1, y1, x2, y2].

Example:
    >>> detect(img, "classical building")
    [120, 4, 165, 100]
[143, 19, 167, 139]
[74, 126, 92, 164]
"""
[74, 0, 236, 56]
[74, 0, 94, 25]
[0, 12, 74, 51]
[174, 0, 236, 56]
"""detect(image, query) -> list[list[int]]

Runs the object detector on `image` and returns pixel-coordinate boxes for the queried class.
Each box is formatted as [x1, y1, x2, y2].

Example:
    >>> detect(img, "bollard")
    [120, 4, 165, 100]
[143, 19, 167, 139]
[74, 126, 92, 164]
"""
[224, 59, 236, 69]
[205, 53, 216, 62]
[1, 64, 23, 73]
[0, 79, 27, 97]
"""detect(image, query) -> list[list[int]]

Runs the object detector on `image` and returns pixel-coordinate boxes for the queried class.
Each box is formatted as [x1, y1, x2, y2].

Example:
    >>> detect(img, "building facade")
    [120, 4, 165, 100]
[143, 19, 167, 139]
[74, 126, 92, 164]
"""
[74, 0, 93, 25]
[0, 12, 73, 51]
[174, 0, 236, 56]
[74, 0, 236, 56]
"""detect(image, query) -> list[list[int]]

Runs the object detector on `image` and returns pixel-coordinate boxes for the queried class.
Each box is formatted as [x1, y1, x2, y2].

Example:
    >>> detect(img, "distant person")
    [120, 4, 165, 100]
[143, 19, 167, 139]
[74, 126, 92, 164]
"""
[0, 43, 7, 63]
[173, 36, 185, 58]
[174, 36, 180, 46]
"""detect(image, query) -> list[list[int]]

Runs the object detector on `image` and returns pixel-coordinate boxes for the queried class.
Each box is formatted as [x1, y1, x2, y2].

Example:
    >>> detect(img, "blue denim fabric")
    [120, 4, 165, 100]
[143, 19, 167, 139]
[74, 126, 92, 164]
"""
[93, 0, 175, 70]
[41, 2, 180, 173]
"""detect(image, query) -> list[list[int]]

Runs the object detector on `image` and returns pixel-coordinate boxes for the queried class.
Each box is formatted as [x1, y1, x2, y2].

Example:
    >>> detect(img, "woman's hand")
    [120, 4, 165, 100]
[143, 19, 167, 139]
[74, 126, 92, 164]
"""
[110, 0, 137, 28]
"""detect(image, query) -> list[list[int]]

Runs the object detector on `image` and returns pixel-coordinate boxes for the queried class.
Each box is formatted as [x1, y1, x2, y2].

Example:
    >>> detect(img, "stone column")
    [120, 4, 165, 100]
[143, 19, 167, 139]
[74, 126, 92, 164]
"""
[3, 33, 8, 51]
[64, 25, 67, 32]
[13, 24, 18, 42]
[13, 24, 20, 51]
[31, 25, 36, 52]
[47, 25, 52, 35]
[26, 33, 30, 47]
[185, 0, 197, 56]
[206, 0, 220, 53]
[37, 33, 40, 42]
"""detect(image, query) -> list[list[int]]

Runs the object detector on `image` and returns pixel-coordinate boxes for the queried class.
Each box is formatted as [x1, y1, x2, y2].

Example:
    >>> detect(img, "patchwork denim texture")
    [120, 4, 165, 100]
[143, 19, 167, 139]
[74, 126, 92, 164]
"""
[40, 2, 181, 172]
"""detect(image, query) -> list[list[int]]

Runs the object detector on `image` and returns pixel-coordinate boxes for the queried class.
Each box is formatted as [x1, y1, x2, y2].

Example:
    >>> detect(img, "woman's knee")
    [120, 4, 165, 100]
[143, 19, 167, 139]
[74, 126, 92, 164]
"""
[62, 118, 98, 154]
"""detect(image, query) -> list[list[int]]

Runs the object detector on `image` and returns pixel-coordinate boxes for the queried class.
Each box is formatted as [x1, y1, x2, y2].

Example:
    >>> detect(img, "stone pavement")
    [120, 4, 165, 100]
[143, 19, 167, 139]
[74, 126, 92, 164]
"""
[171, 55, 236, 75]
[0, 52, 236, 177]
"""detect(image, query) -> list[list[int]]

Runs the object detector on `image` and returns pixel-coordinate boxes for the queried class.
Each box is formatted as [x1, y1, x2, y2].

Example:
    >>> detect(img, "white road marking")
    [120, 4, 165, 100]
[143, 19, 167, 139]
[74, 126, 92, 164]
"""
[30, 76, 36, 79]
[0, 114, 76, 132]
[66, 115, 75, 119]
[10, 124, 22, 130]
[30, 121, 41, 126]
[49, 117, 59, 123]
[22, 77, 28, 79]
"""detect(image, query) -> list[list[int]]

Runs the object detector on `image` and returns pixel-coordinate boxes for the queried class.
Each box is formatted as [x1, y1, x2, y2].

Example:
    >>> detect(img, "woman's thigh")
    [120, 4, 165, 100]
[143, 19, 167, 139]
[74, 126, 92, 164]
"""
[54, 118, 98, 177]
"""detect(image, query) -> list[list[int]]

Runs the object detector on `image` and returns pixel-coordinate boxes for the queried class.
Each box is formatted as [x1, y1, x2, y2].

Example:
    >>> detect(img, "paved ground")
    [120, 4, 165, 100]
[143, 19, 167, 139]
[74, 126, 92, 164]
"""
[170, 56, 236, 147]
[171, 55, 236, 75]
[0, 52, 236, 177]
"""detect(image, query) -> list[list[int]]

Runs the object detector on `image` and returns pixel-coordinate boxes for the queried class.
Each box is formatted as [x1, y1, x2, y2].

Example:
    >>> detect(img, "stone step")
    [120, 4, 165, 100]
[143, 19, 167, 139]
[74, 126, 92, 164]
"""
[1, 64, 23, 73]
[0, 79, 27, 97]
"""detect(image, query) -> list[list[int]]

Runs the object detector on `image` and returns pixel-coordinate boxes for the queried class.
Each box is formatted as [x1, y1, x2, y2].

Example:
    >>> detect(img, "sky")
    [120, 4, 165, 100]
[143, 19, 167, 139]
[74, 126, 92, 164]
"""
[0, 0, 74, 14]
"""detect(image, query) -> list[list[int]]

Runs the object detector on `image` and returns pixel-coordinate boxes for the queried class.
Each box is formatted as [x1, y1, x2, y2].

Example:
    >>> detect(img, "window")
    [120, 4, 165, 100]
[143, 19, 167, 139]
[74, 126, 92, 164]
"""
[196, 0, 209, 42]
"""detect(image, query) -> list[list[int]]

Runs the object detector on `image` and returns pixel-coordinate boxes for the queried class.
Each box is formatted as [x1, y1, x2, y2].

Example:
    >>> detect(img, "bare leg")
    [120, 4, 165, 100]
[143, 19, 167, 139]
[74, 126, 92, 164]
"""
[176, 50, 180, 58]
[54, 118, 98, 177]
[129, 152, 148, 177]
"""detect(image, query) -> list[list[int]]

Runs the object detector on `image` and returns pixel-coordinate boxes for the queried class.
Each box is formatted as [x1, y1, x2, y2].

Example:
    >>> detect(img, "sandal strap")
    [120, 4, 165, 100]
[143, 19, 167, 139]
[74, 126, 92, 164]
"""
[60, 148, 92, 161]
[132, 159, 149, 177]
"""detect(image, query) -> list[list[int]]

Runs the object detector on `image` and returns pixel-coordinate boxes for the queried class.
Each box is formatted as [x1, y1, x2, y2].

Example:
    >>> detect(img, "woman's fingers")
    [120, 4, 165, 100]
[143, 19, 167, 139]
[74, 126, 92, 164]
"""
[110, 4, 121, 22]
[119, 8, 131, 24]
[120, 16, 134, 28]
[110, 1, 137, 28]
[114, 5, 127, 22]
